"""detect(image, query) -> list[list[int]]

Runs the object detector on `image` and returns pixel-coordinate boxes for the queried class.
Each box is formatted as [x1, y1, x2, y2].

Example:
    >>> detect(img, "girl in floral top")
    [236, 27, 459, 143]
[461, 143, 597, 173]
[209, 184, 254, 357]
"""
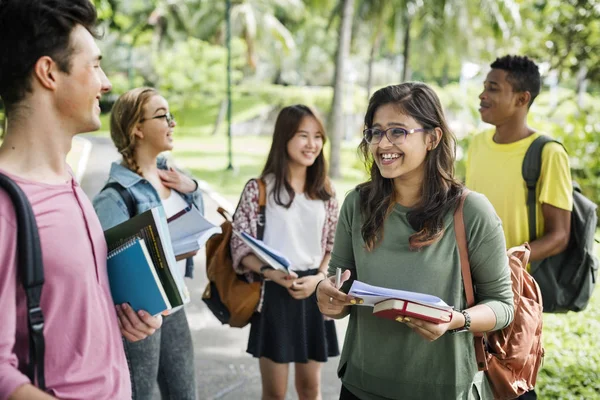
[230, 104, 340, 400]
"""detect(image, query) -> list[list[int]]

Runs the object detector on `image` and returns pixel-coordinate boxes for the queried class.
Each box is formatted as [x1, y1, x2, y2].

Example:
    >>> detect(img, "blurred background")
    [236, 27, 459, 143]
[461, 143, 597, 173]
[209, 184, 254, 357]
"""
[1, 0, 599, 397]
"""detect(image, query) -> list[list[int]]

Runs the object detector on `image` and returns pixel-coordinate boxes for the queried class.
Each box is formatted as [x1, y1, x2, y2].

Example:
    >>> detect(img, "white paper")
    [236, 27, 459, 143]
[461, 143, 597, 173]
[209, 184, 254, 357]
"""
[348, 280, 452, 310]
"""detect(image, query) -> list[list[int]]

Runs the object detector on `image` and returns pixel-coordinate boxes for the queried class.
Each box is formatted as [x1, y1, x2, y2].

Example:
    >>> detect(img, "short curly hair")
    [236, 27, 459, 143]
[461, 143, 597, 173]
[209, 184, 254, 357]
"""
[491, 55, 541, 107]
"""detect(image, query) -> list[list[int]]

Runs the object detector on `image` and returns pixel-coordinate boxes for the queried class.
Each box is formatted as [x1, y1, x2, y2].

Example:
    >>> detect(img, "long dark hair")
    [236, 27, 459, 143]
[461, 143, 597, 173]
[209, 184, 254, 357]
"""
[358, 83, 463, 251]
[261, 104, 332, 207]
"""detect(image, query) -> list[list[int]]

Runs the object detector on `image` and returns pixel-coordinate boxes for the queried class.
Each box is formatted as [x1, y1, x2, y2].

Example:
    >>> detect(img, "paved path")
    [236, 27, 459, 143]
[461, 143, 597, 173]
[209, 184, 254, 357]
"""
[78, 135, 348, 400]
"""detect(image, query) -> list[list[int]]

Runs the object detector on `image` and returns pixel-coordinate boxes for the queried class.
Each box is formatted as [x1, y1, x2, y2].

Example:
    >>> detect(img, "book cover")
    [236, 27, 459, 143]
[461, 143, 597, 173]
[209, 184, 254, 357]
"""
[233, 231, 291, 273]
[373, 298, 453, 324]
[167, 205, 222, 256]
[104, 206, 186, 307]
[107, 238, 171, 316]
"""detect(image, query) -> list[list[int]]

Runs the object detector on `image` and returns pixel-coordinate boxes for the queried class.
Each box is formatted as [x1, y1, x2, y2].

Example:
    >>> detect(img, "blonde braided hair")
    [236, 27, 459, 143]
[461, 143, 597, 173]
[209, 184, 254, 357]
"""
[109, 87, 158, 177]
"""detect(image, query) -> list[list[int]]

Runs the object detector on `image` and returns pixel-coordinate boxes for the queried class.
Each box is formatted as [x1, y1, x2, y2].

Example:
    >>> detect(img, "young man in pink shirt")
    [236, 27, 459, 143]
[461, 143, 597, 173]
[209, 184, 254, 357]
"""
[0, 1, 162, 399]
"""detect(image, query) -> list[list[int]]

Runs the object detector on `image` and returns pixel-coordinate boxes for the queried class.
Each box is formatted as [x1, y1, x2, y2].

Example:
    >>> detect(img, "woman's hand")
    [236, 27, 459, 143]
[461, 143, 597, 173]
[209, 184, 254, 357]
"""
[287, 274, 322, 300]
[116, 303, 163, 342]
[158, 167, 197, 194]
[263, 268, 298, 289]
[400, 316, 453, 342]
[316, 270, 357, 317]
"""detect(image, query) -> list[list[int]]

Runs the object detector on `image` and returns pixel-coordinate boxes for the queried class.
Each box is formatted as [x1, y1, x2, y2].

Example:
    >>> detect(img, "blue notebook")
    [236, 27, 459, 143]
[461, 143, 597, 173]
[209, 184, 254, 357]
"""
[107, 237, 171, 316]
[238, 231, 291, 272]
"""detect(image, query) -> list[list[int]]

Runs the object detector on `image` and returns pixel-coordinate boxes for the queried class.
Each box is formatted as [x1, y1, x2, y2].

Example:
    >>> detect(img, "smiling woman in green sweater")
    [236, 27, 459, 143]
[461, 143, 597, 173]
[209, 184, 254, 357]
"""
[316, 83, 514, 400]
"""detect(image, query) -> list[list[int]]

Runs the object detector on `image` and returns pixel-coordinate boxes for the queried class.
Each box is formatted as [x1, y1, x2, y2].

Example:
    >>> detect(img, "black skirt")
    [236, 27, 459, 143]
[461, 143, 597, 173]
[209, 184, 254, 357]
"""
[247, 269, 340, 363]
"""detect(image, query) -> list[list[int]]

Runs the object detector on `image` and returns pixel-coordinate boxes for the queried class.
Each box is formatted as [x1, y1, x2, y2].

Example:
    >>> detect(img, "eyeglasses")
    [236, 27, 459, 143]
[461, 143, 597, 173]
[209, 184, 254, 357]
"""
[141, 112, 175, 126]
[363, 127, 431, 145]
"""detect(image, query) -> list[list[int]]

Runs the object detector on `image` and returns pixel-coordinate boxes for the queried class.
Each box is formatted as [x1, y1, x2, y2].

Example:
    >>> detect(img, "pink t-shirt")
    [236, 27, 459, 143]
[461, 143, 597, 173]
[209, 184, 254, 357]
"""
[0, 169, 131, 400]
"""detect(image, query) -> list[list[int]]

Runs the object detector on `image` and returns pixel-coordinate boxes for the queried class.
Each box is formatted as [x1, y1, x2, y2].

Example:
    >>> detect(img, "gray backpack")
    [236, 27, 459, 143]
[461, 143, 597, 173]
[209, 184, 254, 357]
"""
[523, 135, 599, 313]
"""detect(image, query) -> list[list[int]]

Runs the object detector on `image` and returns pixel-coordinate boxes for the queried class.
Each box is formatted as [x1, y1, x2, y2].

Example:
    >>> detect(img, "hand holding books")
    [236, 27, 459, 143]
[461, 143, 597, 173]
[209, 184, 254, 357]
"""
[315, 269, 361, 318]
[348, 281, 462, 342]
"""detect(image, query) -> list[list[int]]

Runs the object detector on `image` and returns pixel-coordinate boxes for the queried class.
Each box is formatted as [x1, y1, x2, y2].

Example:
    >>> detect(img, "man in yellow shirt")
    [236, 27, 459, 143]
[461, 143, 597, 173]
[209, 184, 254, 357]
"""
[466, 55, 573, 400]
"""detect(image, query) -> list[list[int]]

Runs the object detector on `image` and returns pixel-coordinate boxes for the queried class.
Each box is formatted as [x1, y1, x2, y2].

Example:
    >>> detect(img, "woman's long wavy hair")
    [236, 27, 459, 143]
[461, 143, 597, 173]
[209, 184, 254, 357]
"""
[261, 104, 333, 207]
[109, 87, 158, 177]
[358, 83, 463, 251]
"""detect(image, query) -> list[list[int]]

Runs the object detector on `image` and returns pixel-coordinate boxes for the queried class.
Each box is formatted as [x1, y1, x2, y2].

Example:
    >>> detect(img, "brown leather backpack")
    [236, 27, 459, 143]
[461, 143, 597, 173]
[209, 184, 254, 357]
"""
[201, 179, 266, 328]
[454, 191, 545, 400]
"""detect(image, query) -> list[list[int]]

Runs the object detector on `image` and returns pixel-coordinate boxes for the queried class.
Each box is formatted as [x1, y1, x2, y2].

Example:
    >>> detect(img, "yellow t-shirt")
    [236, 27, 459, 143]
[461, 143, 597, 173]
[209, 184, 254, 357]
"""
[465, 131, 573, 249]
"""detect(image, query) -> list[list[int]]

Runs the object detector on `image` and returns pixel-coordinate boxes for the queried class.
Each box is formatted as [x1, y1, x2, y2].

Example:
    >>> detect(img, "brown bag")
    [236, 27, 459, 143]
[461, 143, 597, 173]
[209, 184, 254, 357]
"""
[201, 179, 266, 328]
[454, 190, 545, 400]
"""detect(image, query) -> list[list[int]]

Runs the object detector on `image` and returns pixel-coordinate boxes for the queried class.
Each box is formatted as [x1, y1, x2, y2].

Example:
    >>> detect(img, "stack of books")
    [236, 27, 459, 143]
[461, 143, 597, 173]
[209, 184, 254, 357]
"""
[348, 281, 454, 324]
[105, 206, 221, 316]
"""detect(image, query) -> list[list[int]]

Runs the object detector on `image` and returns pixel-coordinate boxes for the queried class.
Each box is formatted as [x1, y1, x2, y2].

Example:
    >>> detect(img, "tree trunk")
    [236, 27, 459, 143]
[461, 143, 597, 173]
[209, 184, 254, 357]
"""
[401, 16, 411, 82]
[366, 30, 382, 103]
[328, 0, 355, 179]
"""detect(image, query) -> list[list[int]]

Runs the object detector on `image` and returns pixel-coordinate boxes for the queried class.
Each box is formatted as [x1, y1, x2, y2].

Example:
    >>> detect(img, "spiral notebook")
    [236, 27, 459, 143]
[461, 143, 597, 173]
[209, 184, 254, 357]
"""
[104, 206, 189, 309]
[107, 237, 171, 316]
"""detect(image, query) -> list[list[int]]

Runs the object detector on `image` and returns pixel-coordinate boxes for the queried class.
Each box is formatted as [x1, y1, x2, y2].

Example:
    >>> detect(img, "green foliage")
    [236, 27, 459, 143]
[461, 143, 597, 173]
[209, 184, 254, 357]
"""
[152, 37, 246, 116]
[536, 240, 600, 398]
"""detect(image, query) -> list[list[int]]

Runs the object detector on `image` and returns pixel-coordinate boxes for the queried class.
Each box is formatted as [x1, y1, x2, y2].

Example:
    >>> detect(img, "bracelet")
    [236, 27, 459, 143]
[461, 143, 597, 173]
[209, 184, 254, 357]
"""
[450, 310, 471, 334]
[314, 278, 327, 303]
[317, 271, 327, 280]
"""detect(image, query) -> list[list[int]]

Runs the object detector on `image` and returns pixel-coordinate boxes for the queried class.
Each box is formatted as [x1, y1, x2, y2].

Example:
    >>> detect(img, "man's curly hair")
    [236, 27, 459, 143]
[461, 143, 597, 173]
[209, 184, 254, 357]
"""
[491, 55, 541, 107]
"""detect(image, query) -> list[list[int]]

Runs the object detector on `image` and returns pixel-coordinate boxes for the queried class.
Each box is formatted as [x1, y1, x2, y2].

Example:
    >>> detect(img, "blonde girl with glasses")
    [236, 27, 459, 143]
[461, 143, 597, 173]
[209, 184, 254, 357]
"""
[93, 87, 204, 400]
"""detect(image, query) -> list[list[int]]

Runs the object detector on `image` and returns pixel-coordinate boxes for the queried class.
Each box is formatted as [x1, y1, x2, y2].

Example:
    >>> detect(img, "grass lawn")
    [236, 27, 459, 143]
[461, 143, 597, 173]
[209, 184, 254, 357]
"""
[172, 133, 367, 205]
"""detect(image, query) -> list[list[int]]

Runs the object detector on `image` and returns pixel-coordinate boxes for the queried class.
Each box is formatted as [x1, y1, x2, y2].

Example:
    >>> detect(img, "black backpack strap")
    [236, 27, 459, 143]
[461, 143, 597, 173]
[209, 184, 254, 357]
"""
[256, 179, 267, 240]
[522, 135, 563, 242]
[102, 182, 136, 218]
[0, 173, 46, 391]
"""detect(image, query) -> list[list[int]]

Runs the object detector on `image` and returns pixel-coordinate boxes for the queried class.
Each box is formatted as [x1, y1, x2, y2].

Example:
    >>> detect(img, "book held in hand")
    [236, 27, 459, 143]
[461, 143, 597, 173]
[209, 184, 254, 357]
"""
[104, 206, 190, 312]
[373, 299, 453, 324]
[167, 205, 222, 256]
[233, 231, 291, 273]
[107, 237, 171, 316]
[349, 280, 454, 324]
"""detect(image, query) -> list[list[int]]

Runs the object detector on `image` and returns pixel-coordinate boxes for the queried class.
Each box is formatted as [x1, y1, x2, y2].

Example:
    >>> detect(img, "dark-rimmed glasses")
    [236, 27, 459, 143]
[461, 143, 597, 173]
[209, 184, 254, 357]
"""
[363, 127, 431, 145]
[141, 112, 175, 126]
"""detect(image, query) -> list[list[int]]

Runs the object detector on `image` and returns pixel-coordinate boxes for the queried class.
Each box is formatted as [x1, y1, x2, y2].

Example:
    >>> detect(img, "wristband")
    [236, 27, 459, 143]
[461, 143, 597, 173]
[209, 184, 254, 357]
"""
[450, 310, 471, 334]
[314, 277, 327, 302]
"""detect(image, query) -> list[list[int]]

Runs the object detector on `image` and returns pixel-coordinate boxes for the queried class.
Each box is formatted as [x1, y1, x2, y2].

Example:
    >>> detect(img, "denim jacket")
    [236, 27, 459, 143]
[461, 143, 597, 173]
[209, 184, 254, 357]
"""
[93, 157, 204, 278]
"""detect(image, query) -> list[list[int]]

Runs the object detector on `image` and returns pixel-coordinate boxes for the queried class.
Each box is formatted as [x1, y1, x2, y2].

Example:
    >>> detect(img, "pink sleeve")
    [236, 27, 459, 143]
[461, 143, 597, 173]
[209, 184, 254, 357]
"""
[230, 180, 260, 274]
[0, 212, 31, 400]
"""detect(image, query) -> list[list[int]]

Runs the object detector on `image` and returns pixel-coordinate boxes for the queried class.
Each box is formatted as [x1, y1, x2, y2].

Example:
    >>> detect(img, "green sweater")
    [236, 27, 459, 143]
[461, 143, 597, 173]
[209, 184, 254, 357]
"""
[328, 190, 514, 400]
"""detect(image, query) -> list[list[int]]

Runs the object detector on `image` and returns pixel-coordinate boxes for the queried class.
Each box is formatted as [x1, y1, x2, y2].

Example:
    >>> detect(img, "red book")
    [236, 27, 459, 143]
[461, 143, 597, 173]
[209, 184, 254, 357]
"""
[373, 298, 454, 324]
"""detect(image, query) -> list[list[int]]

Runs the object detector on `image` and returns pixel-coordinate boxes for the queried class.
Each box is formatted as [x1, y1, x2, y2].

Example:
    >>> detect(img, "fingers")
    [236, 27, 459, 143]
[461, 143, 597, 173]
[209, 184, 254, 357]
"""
[339, 269, 352, 285]
[138, 310, 163, 330]
[399, 317, 444, 342]
[287, 271, 298, 279]
[116, 304, 159, 341]
[319, 280, 354, 304]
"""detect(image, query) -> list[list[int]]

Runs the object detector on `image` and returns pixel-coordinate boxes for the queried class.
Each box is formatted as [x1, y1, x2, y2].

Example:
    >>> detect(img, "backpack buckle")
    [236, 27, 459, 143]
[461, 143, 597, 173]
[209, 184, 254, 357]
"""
[28, 307, 45, 332]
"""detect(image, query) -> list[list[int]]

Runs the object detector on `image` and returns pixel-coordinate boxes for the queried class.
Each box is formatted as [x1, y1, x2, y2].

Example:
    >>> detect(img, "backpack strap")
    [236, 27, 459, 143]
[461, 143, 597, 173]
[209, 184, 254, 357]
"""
[102, 182, 136, 218]
[0, 173, 46, 390]
[453, 189, 488, 371]
[256, 179, 267, 241]
[521, 135, 563, 242]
